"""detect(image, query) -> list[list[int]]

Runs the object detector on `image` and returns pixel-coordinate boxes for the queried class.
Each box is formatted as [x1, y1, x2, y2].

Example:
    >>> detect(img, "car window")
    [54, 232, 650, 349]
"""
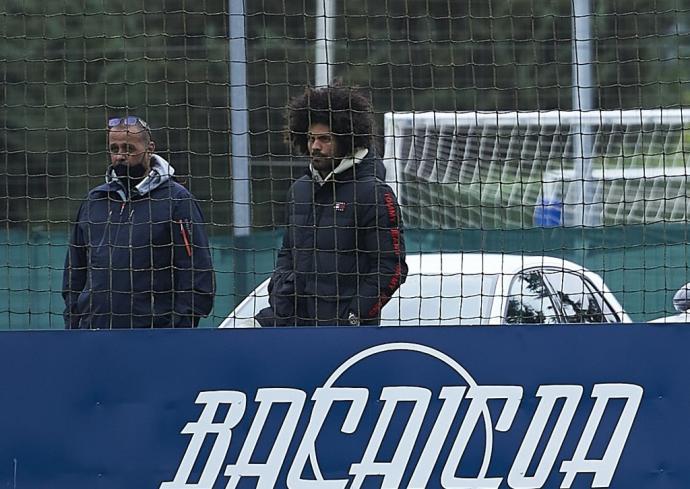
[382, 273, 498, 326]
[505, 270, 560, 324]
[541, 270, 610, 323]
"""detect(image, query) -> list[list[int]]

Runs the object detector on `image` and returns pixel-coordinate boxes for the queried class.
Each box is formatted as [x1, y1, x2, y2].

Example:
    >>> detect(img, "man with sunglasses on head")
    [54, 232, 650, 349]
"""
[62, 116, 215, 328]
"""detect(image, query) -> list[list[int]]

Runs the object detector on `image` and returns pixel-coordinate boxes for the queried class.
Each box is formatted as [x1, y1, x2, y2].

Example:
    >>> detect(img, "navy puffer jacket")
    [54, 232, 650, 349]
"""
[62, 156, 215, 328]
[257, 150, 407, 326]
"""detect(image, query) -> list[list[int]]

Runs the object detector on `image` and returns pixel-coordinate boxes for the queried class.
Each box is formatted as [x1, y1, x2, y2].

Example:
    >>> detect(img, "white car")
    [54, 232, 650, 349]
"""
[649, 283, 690, 323]
[651, 312, 690, 324]
[219, 253, 631, 327]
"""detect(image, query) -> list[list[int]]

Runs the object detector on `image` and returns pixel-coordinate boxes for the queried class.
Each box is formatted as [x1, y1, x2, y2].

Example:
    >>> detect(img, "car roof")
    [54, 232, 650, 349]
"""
[404, 252, 583, 276]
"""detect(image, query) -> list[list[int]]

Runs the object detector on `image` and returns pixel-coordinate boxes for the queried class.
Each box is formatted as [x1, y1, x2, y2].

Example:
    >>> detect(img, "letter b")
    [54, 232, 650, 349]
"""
[160, 391, 246, 489]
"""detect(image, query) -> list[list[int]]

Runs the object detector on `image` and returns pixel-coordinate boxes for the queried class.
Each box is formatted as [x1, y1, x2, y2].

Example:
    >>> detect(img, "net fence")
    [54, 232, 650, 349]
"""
[384, 110, 690, 229]
[1, 0, 689, 328]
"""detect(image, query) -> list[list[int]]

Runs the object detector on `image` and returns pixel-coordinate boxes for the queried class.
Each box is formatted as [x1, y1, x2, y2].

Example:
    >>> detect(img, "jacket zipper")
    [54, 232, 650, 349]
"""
[97, 209, 113, 249]
[110, 199, 135, 250]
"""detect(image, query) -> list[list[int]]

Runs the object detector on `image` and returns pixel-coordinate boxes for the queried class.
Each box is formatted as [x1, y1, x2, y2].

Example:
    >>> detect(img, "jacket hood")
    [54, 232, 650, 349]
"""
[309, 148, 386, 184]
[105, 154, 175, 200]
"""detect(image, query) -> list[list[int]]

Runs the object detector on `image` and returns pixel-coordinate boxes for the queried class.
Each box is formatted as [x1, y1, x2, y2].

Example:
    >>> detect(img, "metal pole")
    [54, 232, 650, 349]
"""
[570, 0, 599, 226]
[572, 0, 595, 113]
[315, 0, 336, 87]
[229, 0, 251, 236]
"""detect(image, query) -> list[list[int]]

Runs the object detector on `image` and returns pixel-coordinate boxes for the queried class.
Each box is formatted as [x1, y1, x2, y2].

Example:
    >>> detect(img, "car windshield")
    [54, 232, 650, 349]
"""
[381, 273, 499, 326]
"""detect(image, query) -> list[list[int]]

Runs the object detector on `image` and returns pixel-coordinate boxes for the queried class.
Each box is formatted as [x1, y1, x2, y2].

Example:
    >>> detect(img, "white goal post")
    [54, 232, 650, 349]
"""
[383, 110, 690, 229]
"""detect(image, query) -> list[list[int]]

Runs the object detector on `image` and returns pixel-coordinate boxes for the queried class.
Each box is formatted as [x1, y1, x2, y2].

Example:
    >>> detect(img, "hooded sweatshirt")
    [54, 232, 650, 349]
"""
[62, 155, 214, 328]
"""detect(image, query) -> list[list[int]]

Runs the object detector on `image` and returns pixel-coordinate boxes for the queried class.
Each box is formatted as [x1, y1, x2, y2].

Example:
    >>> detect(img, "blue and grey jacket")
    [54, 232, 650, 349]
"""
[62, 155, 215, 328]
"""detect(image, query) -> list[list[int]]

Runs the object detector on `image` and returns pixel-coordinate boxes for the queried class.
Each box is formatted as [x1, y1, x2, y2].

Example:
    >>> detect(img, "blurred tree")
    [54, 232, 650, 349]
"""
[1, 0, 688, 228]
[0, 0, 231, 227]
[245, 0, 688, 156]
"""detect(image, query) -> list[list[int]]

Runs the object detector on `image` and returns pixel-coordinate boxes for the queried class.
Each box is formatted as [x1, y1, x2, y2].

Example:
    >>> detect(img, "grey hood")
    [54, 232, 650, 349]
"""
[310, 148, 369, 186]
[106, 154, 176, 200]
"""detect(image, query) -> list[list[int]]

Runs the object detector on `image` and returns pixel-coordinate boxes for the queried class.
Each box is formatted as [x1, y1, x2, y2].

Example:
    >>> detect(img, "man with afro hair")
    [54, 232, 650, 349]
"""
[256, 86, 408, 326]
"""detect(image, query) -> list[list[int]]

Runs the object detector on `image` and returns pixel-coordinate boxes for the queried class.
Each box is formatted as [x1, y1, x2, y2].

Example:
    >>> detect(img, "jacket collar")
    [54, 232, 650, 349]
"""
[310, 148, 369, 186]
[105, 154, 175, 200]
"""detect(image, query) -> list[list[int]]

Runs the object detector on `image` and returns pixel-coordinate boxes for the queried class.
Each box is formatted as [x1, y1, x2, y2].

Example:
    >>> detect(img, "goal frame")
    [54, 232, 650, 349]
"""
[383, 109, 690, 228]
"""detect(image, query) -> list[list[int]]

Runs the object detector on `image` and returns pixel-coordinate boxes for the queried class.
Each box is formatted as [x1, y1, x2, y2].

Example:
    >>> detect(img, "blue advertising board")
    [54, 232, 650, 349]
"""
[0, 325, 686, 488]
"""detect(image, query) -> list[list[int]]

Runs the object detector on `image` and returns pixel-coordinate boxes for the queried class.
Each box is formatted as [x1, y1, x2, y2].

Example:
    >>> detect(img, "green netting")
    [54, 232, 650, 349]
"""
[2, 0, 689, 328]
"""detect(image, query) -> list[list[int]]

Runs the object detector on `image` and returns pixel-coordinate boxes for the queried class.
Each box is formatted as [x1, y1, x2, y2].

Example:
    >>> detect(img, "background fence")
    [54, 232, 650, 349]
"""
[2, 0, 690, 328]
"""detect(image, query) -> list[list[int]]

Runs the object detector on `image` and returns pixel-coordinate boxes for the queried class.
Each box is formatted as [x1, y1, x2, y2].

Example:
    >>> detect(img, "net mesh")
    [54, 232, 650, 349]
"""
[384, 110, 690, 229]
[1, 0, 690, 328]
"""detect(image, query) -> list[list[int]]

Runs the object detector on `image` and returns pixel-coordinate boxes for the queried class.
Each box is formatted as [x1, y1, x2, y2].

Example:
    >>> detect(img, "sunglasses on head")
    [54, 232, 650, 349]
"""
[107, 116, 151, 132]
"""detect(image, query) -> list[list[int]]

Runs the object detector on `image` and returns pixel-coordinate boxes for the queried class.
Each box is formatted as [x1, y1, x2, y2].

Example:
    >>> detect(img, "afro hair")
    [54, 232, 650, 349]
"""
[287, 86, 374, 157]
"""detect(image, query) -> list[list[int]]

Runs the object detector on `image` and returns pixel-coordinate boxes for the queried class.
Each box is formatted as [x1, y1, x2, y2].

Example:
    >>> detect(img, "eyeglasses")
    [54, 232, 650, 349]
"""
[107, 116, 151, 134]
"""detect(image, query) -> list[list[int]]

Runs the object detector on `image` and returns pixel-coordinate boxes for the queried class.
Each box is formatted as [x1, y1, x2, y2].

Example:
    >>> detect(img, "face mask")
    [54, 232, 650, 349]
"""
[112, 162, 148, 180]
